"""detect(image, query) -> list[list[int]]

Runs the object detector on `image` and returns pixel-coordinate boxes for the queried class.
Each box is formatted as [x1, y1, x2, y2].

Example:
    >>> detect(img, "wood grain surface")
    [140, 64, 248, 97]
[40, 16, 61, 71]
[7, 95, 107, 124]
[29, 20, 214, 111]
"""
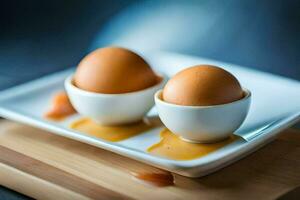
[0, 120, 299, 200]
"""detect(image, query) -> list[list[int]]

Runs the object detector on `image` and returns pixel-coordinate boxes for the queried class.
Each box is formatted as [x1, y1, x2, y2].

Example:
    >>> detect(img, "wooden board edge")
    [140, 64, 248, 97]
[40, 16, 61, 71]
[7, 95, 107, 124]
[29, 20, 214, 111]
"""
[0, 145, 130, 200]
[0, 163, 88, 200]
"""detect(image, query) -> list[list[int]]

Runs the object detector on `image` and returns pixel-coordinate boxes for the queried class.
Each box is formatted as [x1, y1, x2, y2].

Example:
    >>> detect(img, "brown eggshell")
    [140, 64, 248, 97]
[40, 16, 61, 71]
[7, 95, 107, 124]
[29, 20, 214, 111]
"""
[74, 47, 159, 94]
[162, 65, 244, 106]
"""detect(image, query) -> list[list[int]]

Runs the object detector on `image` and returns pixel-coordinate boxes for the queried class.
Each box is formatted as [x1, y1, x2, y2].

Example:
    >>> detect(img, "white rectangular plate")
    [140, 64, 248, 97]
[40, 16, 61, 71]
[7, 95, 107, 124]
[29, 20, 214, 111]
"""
[0, 51, 299, 177]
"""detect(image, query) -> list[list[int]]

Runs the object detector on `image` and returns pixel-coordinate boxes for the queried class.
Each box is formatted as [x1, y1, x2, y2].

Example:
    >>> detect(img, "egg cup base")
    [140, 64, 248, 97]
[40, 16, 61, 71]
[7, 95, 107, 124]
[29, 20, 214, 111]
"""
[179, 135, 230, 144]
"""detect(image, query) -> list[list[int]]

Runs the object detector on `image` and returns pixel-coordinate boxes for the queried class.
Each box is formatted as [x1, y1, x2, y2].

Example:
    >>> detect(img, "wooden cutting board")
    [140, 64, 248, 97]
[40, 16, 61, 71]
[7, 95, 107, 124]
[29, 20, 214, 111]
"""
[0, 120, 300, 200]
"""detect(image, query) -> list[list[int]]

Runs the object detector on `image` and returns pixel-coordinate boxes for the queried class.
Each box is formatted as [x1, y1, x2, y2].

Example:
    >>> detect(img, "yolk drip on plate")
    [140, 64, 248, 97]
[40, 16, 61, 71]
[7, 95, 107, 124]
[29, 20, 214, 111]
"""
[45, 92, 76, 120]
[147, 128, 238, 160]
[70, 117, 161, 142]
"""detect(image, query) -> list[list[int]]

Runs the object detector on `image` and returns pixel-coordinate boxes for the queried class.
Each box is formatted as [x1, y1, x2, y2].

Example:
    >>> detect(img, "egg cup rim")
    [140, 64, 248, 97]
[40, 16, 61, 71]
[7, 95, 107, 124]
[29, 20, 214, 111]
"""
[155, 88, 251, 109]
[65, 73, 166, 97]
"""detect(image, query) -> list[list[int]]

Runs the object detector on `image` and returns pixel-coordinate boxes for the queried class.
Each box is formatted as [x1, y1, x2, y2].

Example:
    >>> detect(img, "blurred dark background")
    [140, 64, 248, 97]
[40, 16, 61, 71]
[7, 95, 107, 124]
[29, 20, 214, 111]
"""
[0, 0, 135, 90]
[0, 0, 299, 92]
[0, 0, 299, 199]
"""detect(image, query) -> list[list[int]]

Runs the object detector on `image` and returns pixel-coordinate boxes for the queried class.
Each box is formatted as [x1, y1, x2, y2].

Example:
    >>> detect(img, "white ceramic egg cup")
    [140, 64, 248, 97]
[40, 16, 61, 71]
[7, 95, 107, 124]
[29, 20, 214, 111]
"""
[65, 75, 165, 125]
[155, 89, 251, 143]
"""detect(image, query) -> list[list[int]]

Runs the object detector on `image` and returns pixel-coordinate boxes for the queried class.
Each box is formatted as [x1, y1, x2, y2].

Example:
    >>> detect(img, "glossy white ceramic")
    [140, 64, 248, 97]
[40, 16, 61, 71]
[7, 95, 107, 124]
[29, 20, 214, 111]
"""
[155, 89, 251, 143]
[65, 74, 165, 125]
[0, 51, 299, 177]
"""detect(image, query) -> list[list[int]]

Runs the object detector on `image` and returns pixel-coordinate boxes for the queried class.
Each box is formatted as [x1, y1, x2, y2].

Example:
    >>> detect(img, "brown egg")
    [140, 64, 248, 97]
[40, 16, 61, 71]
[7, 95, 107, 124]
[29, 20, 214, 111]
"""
[74, 47, 159, 94]
[162, 65, 244, 106]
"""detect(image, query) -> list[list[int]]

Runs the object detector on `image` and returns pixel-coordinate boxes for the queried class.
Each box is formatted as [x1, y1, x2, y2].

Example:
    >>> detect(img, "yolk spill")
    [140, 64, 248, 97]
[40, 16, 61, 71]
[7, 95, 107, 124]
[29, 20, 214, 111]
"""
[147, 128, 238, 160]
[70, 117, 161, 142]
[45, 92, 76, 120]
[130, 171, 174, 187]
